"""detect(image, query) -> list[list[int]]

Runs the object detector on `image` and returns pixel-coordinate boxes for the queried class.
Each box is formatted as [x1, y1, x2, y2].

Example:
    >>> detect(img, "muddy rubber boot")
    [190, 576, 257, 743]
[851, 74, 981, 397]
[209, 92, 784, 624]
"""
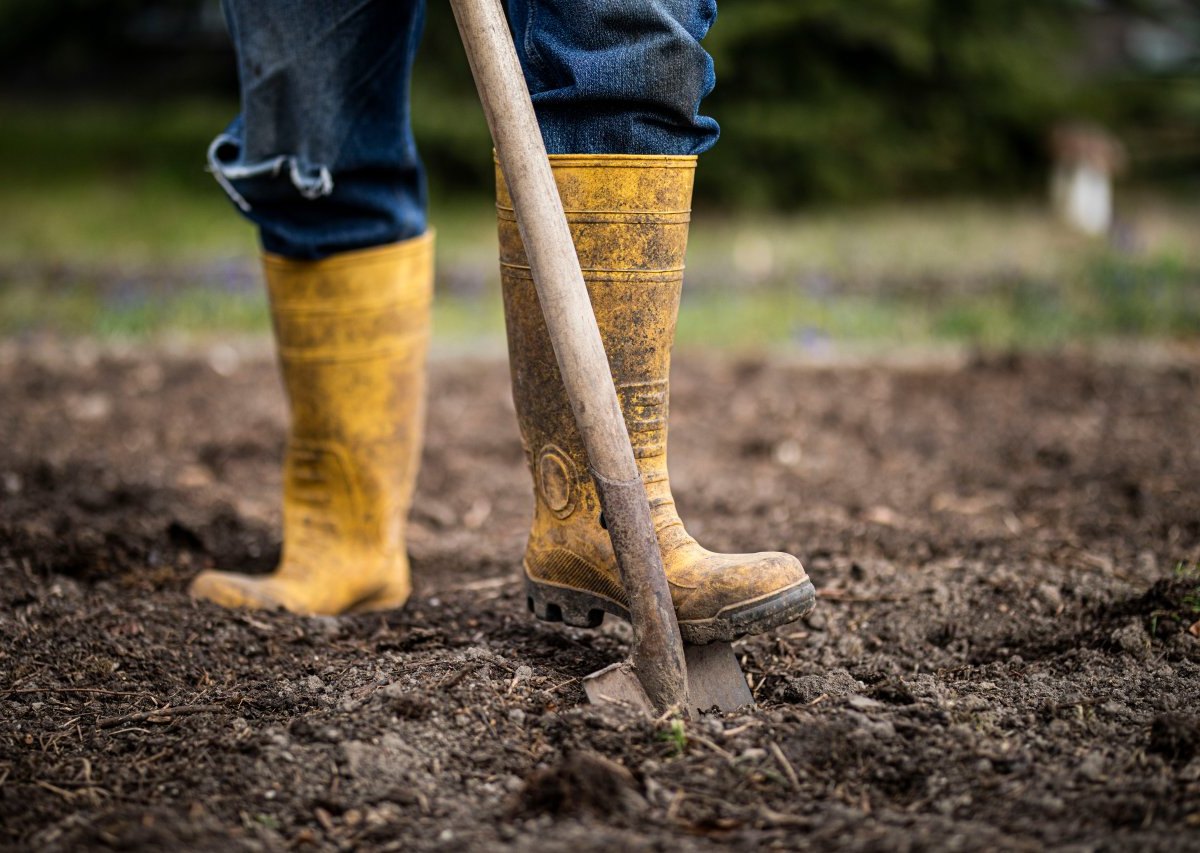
[189, 234, 433, 614]
[498, 155, 815, 644]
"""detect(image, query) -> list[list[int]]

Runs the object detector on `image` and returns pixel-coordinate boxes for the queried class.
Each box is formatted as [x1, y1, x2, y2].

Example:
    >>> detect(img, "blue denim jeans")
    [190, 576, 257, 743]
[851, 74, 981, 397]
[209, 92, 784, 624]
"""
[210, 0, 720, 260]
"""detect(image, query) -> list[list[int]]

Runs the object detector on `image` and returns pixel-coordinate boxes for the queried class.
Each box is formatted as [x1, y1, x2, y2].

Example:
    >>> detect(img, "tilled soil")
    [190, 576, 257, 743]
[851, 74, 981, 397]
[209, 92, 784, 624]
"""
[1, 340, 1199, 851]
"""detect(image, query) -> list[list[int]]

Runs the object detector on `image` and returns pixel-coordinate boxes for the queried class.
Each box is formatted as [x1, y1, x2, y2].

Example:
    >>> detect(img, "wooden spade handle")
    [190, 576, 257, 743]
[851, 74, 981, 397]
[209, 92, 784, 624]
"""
[449, 0, 688, 712]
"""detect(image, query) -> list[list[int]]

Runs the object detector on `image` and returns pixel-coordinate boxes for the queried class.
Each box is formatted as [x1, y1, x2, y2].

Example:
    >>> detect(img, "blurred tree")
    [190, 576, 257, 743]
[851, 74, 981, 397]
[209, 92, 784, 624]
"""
[1072, 0, 1200, 184]
[0, 0, 233, 93]
[1, 0, 1195, 207]
[697, 0, 1083, 204]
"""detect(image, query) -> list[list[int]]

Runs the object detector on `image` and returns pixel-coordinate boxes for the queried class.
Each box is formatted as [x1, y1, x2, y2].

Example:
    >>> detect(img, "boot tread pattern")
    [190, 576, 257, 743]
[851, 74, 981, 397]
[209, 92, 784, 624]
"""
[526, 548, 628, 610]
[525, 569, 817, 645]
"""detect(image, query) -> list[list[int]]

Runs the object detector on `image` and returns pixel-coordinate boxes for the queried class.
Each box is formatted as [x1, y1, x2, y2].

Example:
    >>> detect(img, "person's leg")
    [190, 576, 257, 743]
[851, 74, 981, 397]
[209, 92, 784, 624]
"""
[208, 0, 428, 259]
[190, 0, 433, 615]
[498, 2, 816, 642]
[507, 0, 719, 155]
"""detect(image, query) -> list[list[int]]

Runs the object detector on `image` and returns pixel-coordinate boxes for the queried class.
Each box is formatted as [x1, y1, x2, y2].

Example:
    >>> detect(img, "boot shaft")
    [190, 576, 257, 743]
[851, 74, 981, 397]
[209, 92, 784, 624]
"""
[497, 155, 695, 508]
[264, 236, 434, 549]
[266, 237, 434, 447]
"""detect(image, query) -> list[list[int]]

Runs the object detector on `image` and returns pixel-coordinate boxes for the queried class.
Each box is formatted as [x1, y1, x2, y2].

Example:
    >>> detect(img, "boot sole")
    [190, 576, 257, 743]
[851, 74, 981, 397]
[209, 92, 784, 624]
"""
[524, 570, 817, 645]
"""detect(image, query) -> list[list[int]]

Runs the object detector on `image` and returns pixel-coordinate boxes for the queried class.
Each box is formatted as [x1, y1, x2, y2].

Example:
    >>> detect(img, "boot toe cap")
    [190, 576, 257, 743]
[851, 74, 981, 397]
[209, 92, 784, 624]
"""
[189, 570, 298, 612]
[672, 551, 814, 643]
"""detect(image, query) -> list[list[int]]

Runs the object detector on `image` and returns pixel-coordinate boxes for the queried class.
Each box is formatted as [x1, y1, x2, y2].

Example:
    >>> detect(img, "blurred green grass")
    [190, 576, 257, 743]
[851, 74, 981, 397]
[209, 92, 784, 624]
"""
[2, 100, 1199, 351]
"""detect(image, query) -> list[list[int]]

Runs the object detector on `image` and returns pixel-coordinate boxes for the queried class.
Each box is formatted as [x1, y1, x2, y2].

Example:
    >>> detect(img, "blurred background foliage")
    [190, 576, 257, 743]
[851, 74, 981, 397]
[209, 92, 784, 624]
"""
[1, 0, 1197, 207]
[1, 0, 1197, 349]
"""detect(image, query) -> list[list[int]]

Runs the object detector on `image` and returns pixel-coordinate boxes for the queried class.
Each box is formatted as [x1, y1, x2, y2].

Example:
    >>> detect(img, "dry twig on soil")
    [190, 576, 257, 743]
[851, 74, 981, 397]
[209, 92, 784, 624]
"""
[97, 704, 224, 729]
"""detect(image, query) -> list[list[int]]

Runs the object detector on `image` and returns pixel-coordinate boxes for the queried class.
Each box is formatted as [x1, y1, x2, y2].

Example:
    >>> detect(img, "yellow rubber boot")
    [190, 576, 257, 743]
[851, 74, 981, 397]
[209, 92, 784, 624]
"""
[189, 234, 433, 614]
[498, 155, 815, 644]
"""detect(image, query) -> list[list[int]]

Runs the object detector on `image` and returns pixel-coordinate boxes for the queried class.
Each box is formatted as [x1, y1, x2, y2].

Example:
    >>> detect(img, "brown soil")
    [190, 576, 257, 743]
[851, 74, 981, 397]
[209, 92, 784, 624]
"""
[2, 341, 1199, 851]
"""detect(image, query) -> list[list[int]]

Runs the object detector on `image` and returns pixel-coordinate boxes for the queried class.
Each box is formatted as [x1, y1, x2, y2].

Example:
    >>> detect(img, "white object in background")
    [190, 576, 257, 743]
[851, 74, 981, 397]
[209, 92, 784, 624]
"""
[1049, 123, 1126, 238]
[1053, 163, 1112, 237]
